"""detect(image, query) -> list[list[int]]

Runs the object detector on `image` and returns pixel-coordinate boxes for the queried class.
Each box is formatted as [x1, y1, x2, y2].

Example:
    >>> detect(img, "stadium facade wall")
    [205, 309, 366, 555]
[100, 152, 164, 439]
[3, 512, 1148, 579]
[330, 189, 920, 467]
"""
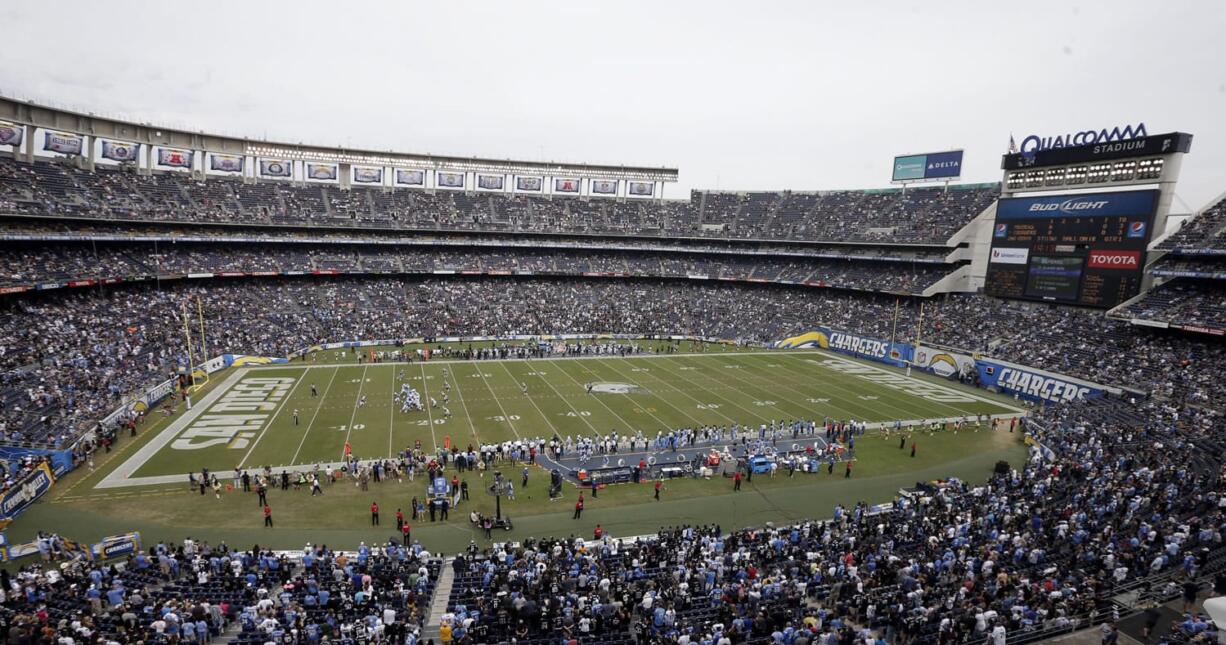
[776, 330, 1122, 404]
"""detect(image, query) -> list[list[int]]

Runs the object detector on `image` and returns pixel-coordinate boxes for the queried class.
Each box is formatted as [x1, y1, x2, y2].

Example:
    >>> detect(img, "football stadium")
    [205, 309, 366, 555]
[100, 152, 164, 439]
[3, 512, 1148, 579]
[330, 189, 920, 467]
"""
[0, 2, 1224, 644]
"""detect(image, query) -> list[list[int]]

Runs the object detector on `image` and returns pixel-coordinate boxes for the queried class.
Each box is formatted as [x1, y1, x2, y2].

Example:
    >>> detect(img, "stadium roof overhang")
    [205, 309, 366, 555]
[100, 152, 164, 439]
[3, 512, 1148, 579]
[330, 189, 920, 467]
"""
[0, 95, 679, 182]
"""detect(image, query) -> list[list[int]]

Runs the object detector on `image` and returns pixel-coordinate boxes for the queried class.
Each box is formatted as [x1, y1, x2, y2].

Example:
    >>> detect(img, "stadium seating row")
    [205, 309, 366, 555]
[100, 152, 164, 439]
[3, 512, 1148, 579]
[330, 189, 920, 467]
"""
[0, 157, 997, 244]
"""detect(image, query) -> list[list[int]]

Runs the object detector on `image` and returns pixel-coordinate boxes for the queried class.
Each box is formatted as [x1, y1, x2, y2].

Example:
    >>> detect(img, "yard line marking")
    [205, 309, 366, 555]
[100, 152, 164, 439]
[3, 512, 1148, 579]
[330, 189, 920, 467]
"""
[289, 367, 340, 466]
[657, 355, 798, 421]
[341, 364, 371, 459]
[444, 364, 482, 446]
[598, 358, 711, 426]
[701, 353, 902, 421]
[94, 369, 246, 490]
[733, 353, 930, 421]
[777, 353, 1023, 415]
[523, 361, 603, 438]
[419, 362, 439, 451]
[647, 355, 779, 421]
[237, 374, 308, 469]
[610, 357, 739, 424]
[388, 364, 397, 458]
[717, 353, 870, 421]
[473, 364, 522, 439]
[548, 359, 638, 433]
[666, 353, 818, 424]
[496, 361, 560, 437]
[568, 359, 676, 429]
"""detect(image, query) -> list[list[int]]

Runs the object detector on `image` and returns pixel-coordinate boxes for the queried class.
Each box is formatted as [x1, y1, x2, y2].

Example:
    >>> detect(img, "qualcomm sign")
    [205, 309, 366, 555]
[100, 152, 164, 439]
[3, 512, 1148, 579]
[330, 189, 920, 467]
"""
[1020, 123, 1147, 154]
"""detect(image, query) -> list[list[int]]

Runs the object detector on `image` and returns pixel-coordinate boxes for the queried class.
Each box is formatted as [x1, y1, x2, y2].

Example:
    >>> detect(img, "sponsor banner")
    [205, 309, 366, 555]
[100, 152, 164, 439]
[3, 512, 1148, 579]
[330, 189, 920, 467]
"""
[1169, 247, 1226, 257]
[353, 166, 383, 184]
[923, 150, 963, 178]
[210, 154, 244, 172]
[306, 163, 338, 180]
[892, 150, 963, 182]
[1152, 268, 1226, 280]
[1086, 249, 1142, 270]
[1131, 318, 1169, 329]
[395, 169, 425, 186]
[976, 358, 1113, 404]
[100, 140, 139, 162]
[0, 121, 24, 147]
[774, 328, 912, 368]
[628, 181, 654, 197]
[554, 178, 580, 193]
[2, 532, 141, 563]
[1003, 131, 1192, 170]
[775, 332, 1123, 403]
[157, 147, 193, 169]
[996, 190, 1158, 220]
[0, 286, 30, 295]
[892, 155, 925, 181]
[43, 131, 83, 155]
[437, 171, 465, 188]
[989, 247, 1029, 265]
[1174, 324, 1224, 337]
[0, 447, 74, 477]
[0, 461, 55, 522]
[591, 179, 618, 195]
[208, 153, 243, 172]
[912, 345, 977, 379]
[1019, 122, 1147, 154]
[477, 174, 504, 190]
[96, 532, 142, 559]
[259, 159, 292, 177]
[516, 176, 542, 192]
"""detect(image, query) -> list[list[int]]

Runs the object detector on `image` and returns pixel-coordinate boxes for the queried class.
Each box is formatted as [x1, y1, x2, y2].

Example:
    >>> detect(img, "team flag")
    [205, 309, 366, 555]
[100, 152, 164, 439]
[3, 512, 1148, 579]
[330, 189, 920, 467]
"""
[0, 122, 24, 147]
[43, 131, 83, 155]
[210, 154, 244, 172]
[158, 148, 193, 169]
[100, 140, 140, 162]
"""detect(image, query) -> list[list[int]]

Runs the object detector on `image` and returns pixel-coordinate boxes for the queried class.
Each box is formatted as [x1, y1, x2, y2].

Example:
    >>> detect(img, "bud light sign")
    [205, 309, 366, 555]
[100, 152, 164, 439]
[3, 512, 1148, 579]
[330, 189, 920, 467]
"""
[892, 150, 963, 182]
[996, 190, 1158, 220]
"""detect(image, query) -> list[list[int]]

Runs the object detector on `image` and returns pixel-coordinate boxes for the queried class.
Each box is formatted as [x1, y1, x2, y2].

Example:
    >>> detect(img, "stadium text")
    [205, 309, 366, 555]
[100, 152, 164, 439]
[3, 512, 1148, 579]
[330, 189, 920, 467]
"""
[171, 377, 296, 450]
[1019, 123, 1147, 154]
[827, 332, 889, 359]
[995, 368, 1089, 403]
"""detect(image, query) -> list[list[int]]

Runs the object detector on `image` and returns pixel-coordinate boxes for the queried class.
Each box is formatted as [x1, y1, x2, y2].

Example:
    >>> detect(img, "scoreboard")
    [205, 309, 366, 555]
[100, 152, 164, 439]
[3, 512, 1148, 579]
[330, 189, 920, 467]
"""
[985, 190, 1157, 308]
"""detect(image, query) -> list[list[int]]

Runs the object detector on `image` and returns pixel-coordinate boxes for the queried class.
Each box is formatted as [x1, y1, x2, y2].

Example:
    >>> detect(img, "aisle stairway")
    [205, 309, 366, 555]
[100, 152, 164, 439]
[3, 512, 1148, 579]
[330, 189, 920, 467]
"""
[420, 559, 457, 642]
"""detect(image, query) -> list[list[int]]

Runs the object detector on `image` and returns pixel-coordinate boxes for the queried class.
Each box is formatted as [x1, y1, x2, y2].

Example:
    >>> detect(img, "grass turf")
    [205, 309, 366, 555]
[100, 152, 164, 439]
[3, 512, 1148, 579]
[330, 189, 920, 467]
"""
[17, 344, 1027, 554]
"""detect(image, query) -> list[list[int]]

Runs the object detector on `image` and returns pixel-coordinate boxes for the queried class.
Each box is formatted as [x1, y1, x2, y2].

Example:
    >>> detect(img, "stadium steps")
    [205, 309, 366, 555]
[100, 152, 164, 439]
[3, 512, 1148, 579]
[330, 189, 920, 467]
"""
[420, 559, 457, 642]
[213, 617, 246, 644]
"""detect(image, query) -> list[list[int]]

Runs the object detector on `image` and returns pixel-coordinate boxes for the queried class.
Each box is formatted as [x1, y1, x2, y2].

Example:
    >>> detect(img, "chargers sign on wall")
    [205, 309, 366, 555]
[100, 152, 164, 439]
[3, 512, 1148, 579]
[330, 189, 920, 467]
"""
[775, 328, 913, 368]
[975, 358, 1112, 404]
[777, 331, 1117, 405]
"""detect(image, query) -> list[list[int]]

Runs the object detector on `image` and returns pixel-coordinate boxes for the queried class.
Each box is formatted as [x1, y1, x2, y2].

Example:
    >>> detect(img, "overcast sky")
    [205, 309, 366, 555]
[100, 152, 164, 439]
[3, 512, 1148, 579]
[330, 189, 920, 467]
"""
[1, 0, 1224, 210]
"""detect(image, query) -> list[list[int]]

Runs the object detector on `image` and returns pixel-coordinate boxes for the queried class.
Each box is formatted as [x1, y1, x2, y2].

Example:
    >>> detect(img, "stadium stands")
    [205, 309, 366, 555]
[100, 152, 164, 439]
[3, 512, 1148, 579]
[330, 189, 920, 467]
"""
[439, 393, 1223, 645]
[0, 157, 997, 244]
[3, 146, 1226, 645]
[1116, 279, 1226, 331]
[1158, 194, 1226, 251]
[1, 539, 441, 643]
[3, 274, 1225, 449]
[0, 242, 949, 295]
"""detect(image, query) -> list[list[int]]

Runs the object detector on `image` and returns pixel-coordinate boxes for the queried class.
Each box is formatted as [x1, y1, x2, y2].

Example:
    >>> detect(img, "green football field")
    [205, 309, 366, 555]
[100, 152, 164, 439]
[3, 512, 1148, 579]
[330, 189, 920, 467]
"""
[99, 345, 1023, 487]
[17, 343, 1031, 553]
